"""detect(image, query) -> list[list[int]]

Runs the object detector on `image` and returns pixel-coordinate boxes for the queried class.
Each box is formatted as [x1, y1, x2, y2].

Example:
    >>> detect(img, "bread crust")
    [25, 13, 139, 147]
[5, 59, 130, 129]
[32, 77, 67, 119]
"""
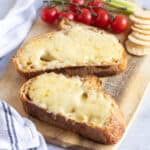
[20, 76, 125, 144]
[13, 51, 127, 79]
[12, 19, 127, 79]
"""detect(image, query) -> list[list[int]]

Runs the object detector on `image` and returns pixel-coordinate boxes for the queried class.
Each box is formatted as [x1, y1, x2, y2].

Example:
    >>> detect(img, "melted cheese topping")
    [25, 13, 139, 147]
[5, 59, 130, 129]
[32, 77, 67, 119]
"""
[28, 73, 112, 127]
[18, 25, 124, 70]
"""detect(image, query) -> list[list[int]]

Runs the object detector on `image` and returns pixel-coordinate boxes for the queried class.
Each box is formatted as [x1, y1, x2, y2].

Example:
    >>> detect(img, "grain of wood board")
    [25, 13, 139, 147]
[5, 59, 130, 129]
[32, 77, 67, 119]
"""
[0, 5, 150, 150]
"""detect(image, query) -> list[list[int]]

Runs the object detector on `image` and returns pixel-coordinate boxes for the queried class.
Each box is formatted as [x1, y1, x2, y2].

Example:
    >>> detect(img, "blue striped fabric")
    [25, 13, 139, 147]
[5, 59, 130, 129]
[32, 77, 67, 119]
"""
[0, 100, 47, 150]
[7, 103, 19, 150]
[1, 102, 14, 150]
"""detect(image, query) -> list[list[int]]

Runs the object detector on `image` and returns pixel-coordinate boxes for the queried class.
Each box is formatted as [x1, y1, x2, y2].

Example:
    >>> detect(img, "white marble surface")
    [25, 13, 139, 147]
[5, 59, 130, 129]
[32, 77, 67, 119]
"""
[0, 0, 150, 150]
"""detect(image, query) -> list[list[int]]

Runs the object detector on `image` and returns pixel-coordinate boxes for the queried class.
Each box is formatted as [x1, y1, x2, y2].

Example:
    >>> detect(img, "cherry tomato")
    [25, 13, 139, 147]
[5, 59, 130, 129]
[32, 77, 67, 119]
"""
[95, 9, 110, 29]
[59, 11, 74, 20]
[69, 0, 85, 12]
[111, 15, 128, 33]
[88, 0, 103, 13]
[40, 6, 58, 24]
[76, 8, 92, 25]
[91, 15, 97, 25]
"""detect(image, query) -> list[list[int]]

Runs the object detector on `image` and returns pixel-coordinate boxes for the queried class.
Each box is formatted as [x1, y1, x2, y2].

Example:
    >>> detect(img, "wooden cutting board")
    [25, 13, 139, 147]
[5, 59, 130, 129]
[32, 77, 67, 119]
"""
[0, 14, 150, 150]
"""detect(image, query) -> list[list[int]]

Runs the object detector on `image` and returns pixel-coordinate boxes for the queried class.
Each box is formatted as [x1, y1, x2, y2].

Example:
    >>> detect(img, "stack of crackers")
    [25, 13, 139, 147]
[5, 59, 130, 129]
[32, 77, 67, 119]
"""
[126, 9, 150, 56]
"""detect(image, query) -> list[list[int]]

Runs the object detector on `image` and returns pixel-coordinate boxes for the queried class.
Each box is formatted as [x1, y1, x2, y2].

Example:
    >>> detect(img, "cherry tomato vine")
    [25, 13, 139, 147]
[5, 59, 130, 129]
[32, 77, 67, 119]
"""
[40, 0, 129, 33]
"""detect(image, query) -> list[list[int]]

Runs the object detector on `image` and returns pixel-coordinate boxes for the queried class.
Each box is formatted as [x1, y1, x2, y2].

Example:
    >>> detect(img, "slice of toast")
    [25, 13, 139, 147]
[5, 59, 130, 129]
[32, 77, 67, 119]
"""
[13, 20, 127, 79]
[20, 73, 125, 144]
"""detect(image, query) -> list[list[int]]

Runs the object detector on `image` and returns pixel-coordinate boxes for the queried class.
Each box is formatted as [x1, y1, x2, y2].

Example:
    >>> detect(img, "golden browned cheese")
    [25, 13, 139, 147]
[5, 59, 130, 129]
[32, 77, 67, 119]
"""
[28, 73, 112, 127]
[20, 73, 126, 144]
[17, 23, 124, 70]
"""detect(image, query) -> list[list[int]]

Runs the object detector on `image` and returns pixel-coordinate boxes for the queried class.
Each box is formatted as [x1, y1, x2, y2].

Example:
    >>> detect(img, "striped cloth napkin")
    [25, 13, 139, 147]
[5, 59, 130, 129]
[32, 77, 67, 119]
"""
[0, 100, 47, 150]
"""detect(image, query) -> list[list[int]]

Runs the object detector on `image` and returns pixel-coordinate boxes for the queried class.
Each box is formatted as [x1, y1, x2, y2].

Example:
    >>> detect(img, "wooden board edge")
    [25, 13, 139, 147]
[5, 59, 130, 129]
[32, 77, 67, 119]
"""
[114, 82, 150, 150]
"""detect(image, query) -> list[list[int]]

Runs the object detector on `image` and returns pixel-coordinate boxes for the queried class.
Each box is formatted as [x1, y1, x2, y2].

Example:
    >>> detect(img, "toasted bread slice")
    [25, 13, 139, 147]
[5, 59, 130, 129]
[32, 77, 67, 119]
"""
[20, 73, 125, 144]
[13, 20, 127, 78]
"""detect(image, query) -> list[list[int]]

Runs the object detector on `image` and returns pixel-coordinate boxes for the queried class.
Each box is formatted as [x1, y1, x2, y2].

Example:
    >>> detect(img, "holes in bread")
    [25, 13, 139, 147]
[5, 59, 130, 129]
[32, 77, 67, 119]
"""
[30, 65, 34, 69]
[26, 61, 34, 69]
[40, 51, 56, 62]
[71, 107, 76, 113]
[27, 61, 32, 66]
[81, 92, 88, 101]
[112, 58, 119, 63]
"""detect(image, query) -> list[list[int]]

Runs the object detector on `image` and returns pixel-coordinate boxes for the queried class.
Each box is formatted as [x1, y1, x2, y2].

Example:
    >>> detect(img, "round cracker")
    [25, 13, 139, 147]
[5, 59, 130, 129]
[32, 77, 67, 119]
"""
[134, 9, 150, 20]
[134, 24, 150, 30]
[125, 40, 150, 56]
[131, 26, 150, 35]
[130, 15, 150, 25]
[132, 32, 150, 41]
[128, 34, 150, 46]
